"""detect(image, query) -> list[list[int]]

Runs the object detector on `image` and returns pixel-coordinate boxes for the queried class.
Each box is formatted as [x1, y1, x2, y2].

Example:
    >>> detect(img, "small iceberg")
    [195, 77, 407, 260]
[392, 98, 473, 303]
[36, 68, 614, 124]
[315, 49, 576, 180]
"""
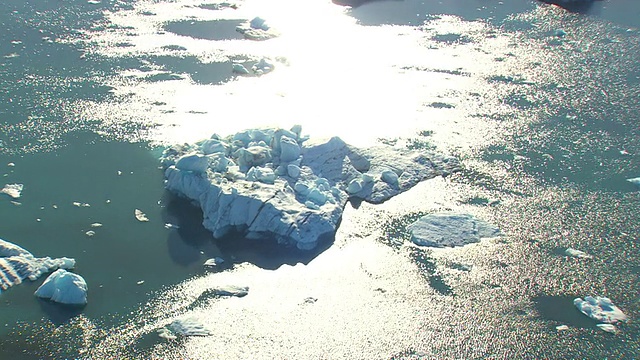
[35, 269, 88, 306]
[564, 248, 592, 259]
[236, 16, 278, 41]
[574, 296, 627, 324]
[134, 209, 149, 222]
[626, 177, 640, 187]
[203, 257, 224, 268]
[408, 213, 501, 248]
[0, 238, 75, 292]
[1, 183, 23, 199]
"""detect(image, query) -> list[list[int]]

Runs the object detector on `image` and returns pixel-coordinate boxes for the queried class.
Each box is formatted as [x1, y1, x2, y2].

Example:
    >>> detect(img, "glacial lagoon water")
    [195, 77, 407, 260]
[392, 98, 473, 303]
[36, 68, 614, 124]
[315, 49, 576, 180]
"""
[1, 0, 639, 358]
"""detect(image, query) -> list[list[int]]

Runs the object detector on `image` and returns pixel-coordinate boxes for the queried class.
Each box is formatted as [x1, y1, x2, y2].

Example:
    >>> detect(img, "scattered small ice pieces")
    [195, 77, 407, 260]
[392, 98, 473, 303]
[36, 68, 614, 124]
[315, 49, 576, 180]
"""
[164, 223, 180, 230]
[626, 177, 640, 187]
[596, 324, 619, 333]
[134, 209, 149, 222]
[1, 183, 23, 199]
[408, 213, 501, 248]
[10, 201, 21, 206]
[34, 269, 88, 305]
[203, 257, 224, 268]
[85, 231, 96, 237]
[565, 248, 592, 259]
[168, 317, 212, 336]
[574, 296, 627, 324]
[136, 280, 144, 285]
[555, 325, 569, 331]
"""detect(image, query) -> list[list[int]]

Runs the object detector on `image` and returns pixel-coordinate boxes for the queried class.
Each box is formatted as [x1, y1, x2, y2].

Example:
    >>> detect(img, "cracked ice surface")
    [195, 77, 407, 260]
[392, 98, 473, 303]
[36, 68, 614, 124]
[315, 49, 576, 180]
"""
[160, 126, 457, 250]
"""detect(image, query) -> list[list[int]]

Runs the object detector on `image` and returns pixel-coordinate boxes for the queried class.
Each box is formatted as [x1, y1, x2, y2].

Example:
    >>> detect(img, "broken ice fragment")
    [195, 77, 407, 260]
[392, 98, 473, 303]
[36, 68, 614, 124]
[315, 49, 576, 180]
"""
[90, 223, 103, 228]
[564, 248, 592, 259]
[1, 184, 23, 199]
[158, 327, 177, 340]
[136, 280, 144, 285]
[164, 223, 180, 229]
[232, 63, 250, 74]
[574, 296, 627, 324]
[134, 209, 149, 222]
[203, 257, 224, 267]
[85, 231, 95, 237]
[555, 325, 569, 331]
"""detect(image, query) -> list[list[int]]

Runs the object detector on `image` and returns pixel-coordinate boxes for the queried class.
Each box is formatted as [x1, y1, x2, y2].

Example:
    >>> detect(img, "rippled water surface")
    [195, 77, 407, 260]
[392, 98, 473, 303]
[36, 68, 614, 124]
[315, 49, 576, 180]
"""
[1, 0, 639, 358]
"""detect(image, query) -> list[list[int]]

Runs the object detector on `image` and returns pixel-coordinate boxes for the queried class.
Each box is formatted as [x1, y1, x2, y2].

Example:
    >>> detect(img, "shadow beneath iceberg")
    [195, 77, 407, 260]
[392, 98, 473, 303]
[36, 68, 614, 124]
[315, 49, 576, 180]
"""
[215, 232, 334, 270]
[36, 299, 85, 325]
[162, 192, 334, 270]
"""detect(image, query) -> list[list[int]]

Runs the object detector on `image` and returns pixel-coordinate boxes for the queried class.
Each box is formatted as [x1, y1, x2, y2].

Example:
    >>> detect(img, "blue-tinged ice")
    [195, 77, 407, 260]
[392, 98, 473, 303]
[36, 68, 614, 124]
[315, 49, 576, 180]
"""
[573, 296, 627, 324]
[626, 177, 640, 187]
[160, 126, 457, 250]
[408, 213, 501, 248]
[0, 238, 75, 292]
[34, 269, 88, 306]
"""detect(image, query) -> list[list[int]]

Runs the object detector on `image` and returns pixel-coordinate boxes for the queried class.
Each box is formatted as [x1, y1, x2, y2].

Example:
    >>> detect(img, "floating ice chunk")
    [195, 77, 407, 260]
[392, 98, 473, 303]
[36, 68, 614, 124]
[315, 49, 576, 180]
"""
[555, 325, 569, 331]
[408, 213, 501, 248]
[34, 269, 87, 305]
[0, 238, 75, 292]
[236, 17, 278, 40]
[626, 177, 640, 187]
[249, 17, 270, 31]
[232, 63, 250, 75]
[158, 327, 177, 340]
[164, 223, 180, 229]
[136, 280, 144, 285]
[565, 248, 592, 259]
[1, 183, 23, 199]
[208, 285, 249, 297]
[168, 317, 212, 336]
[134, 209, 149, 222]
[203, 257, 224, 267]
[573, 296, 627, 324]
[85, 231, 95, 237]
[596, 324, 618, 333]
[90, 223, 103, 228]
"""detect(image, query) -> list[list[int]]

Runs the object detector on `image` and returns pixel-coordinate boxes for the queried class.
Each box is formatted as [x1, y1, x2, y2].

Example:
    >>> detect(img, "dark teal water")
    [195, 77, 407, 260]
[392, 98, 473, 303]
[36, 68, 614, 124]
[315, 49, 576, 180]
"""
[1, 0, 639, 358]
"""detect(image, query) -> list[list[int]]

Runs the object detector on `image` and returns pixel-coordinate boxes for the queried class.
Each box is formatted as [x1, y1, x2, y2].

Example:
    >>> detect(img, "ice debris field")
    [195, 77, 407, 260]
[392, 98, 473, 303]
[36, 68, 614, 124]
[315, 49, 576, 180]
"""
[160, 125, 458, 250]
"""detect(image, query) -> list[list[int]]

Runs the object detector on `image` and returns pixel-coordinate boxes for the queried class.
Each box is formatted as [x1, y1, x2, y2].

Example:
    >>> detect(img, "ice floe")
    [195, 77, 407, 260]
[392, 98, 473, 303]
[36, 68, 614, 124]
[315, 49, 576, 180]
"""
[203, 257, 225, 268]
[1, 183, 23, 199]
[574, 296, 627, 324]
[160, 126, 457, 250]
[166, 317, 212, 336]
[0, 238, 75, 292]
[34, 269, 88, 306]
[408, 213, 501, 248]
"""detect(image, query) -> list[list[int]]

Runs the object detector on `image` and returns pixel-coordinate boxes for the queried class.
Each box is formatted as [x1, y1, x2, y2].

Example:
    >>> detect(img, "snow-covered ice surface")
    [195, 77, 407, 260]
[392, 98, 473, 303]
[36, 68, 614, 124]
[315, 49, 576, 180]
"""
[408, 213, 501, 248]
[574, 296, 628, 324]
[0, 238, 75, 292]
[161, 126, 457, 250]
[34, 269, 88, 306]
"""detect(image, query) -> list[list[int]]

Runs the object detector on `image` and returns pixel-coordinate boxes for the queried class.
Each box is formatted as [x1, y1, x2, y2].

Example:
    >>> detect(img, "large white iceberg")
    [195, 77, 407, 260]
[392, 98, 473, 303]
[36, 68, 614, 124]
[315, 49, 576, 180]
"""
[34, 268, 88, 306]
[574, 296, 627, 324]
[160, 126, 457, 250]
[1, 183, 23, 199]
[0, 238, 75, 292]
[407, 213, 501, 247]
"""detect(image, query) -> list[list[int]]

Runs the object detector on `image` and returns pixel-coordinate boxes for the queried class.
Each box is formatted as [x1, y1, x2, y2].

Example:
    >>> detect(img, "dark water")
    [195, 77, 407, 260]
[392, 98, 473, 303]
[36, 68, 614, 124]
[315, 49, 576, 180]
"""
[1, 0, 639, 358]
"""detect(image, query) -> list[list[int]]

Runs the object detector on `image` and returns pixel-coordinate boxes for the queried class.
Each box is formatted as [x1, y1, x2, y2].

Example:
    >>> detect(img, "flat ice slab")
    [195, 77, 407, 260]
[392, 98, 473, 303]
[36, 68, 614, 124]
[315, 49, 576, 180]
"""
[35, 269, 88, 306]
[160, 126, 457, 250]
[408, 213, 501, 247]
[0, 238, 75, 292]
[574, 296, 627, 324]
